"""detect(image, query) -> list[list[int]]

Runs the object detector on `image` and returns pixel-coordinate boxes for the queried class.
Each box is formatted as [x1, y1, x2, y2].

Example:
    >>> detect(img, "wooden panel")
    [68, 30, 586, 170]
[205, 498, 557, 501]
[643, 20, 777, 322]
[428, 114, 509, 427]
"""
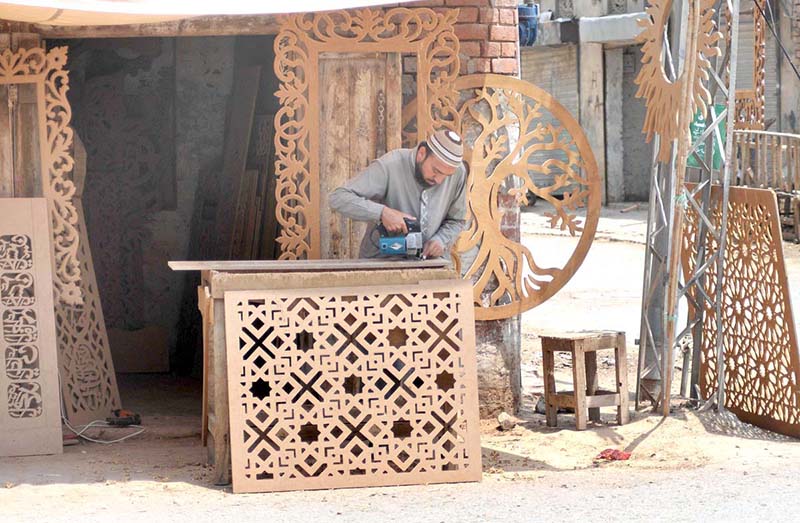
[319, 52, 402, 260]
[682, 186, 800, 437]
[168, 259, 449, 272]
[224, 280, 480, 493]
[214, 65, 260, 260]
[13, 83, 41, 198]
[0, 85, 12, 197]
[0, 198, 61, 457]
[57, 200, 121, 424]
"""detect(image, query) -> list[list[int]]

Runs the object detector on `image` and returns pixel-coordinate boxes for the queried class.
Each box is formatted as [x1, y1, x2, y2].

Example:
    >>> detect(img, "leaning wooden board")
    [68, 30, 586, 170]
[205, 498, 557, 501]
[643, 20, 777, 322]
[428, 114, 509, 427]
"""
[0, 198, 62, 457]
[224, 280, 481, 493]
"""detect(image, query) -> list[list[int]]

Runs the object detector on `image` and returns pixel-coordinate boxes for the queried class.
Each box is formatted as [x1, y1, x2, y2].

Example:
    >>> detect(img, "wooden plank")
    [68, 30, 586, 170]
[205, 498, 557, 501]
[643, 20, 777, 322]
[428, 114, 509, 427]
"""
[207, 267, 457, 299]
[319, 54, 353, 260]
[585, 351, 600, 422]
[168, 259, 450, 272]
[385, 53, 402, 152]
[241, 170, 261, 259]
[229, 169, 259, 259]
[542, 346, 558, 427]
[0, 198, 62, 457]
[616, 336, 630, 424]
[572, 348, 588, 430]
[585, 392, 622, 409]
[213, 64, 260, 260]
[13, 83, 41, 198]
[0, 85, 12, 197]
[29, 15, 281, 39]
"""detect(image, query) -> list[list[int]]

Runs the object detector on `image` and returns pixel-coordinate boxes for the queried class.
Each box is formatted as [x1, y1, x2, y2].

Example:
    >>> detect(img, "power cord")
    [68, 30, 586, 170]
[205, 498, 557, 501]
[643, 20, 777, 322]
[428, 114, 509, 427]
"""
[58, 372, 146, 445]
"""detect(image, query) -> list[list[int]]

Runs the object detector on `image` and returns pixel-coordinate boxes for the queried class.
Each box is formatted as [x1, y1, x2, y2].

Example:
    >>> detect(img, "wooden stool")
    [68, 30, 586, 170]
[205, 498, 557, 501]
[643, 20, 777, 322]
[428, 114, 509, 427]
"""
[541, 331, 629, 430]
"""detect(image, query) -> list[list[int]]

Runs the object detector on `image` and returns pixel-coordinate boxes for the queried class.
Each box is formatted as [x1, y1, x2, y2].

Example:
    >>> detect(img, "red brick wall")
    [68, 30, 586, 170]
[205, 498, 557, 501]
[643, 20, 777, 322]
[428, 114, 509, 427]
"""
[406, 0, 520, 75]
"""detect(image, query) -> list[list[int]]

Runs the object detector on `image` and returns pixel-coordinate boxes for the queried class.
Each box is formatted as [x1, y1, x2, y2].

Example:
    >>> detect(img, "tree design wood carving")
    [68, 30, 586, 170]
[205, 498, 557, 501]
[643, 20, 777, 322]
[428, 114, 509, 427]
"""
[452, 75, 600, 321]
[635, 0, 722, 162]
[273, 8, 459, 260]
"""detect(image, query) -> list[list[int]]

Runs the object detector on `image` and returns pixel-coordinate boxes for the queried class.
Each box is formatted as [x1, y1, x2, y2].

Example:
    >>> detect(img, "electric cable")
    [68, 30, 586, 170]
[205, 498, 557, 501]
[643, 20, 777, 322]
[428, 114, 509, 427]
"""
[58, 372, 145, 445]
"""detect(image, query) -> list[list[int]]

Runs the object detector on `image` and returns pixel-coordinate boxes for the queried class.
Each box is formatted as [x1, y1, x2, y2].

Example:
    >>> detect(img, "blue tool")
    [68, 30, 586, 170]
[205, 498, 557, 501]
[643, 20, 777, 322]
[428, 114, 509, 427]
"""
[377, 218, 424, 258]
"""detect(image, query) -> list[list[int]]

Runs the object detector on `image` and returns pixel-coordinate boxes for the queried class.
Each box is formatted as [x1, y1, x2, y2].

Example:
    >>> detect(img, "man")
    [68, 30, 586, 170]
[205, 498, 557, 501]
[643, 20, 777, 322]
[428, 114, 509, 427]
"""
[329, 129, 467, 259]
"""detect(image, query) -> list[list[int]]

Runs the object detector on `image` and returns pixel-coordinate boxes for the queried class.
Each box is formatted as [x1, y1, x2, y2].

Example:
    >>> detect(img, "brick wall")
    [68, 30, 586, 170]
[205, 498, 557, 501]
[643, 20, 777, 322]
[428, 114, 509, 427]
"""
[406, 0, 520, 75]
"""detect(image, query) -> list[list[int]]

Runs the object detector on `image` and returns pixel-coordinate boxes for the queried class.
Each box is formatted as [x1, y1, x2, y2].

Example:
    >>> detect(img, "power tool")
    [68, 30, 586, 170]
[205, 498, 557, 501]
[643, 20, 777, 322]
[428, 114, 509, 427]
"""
[377, 217, 423, 258]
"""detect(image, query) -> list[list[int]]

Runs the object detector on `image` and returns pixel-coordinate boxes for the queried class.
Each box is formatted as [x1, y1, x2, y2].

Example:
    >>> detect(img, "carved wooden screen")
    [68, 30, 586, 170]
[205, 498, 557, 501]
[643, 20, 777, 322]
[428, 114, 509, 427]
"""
[732, 0, 766, 130]
[682, 186, 800, 437]
[452, 74, 601, 320]
[0, 199, 61, 457]
[273, 8, 459, 260]
[0, 46, 120, 424]
[224, 280, 480, 493]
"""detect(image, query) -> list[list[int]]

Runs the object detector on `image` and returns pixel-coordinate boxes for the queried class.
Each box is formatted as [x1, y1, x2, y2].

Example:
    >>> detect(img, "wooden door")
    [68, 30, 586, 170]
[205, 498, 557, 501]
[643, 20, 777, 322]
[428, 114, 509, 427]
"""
[319, 52, 402, 259]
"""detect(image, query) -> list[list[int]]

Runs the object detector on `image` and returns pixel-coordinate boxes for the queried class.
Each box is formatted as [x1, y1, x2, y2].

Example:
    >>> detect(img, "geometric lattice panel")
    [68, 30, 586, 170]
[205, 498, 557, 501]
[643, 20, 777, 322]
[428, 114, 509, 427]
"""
[224, 280, 480, 493]
[0, 199, 62, 457]
[682, 186, 800, 437]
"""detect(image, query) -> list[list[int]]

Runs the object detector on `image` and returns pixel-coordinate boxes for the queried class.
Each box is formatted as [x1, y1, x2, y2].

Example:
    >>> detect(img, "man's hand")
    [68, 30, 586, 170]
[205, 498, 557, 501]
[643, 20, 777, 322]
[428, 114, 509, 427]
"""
[422, 239, 445, 259]
[381, 207, 415, 234]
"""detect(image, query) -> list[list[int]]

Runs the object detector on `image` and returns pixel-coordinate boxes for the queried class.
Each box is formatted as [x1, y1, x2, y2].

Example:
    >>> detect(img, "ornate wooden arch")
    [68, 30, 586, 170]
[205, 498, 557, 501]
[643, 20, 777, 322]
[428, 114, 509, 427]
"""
[452, 74, 601, 321]
[732, 0, 766, 130]
[0, 46, 82, 305]
[273, 8, 460, 260]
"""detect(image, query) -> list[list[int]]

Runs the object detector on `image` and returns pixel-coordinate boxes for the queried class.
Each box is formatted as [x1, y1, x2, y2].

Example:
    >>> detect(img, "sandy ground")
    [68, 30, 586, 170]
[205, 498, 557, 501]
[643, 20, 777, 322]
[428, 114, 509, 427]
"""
[3, 202, 800, 522]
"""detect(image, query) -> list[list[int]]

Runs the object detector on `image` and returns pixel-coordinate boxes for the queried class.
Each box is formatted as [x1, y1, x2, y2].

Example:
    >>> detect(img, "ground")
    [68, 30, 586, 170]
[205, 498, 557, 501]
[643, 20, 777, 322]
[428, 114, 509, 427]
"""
[2, 203, 800, 522]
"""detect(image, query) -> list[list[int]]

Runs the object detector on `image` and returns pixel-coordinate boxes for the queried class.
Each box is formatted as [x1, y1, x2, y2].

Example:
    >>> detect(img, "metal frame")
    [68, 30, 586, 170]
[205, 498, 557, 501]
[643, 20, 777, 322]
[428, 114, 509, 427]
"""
[636, 0, 741, 414]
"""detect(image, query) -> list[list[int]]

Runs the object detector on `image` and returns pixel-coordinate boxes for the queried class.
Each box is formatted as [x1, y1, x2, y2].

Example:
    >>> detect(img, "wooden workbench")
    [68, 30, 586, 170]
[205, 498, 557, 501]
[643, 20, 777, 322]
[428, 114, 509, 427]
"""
[169, 259, 457, 485]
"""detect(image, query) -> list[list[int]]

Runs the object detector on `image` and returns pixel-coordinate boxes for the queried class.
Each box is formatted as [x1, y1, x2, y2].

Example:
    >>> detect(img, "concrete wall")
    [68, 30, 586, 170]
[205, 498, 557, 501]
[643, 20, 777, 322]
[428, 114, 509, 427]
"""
[622, 45, 652, 200]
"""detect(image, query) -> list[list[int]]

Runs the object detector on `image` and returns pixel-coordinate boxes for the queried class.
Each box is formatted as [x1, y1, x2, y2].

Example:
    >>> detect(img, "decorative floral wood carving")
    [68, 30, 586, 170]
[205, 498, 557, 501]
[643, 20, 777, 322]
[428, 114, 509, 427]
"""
[0, 46, 82, 305]
[273, 8, 459, 260]
[634, 0, 722, 162]
[682, 186, 800, 437]
[452, 74, 601, 321]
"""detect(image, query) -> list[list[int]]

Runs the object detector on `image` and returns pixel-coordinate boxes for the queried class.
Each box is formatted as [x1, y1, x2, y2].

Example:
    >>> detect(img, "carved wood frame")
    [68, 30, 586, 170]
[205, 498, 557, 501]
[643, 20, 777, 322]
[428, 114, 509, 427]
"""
[0, 46, 82, 305]
[273, 8, 460, 260]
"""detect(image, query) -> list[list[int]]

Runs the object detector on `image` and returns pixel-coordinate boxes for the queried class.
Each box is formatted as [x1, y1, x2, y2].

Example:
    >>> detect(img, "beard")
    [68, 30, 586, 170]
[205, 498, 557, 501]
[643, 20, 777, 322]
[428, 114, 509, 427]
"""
[414, 160, 427, 187]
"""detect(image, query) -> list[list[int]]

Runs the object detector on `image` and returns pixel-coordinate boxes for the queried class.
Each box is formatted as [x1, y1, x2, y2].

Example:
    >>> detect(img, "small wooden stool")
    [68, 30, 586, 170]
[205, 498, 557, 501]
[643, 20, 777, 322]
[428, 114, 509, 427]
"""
[541, 331, 629, 430]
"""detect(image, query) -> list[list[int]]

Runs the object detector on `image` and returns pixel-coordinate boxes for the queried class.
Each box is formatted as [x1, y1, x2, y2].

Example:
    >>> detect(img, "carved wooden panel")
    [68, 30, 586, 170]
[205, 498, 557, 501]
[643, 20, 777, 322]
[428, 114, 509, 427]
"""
[682, 186, 800, 437]
[273, 8, 459, 260]
[452, 74, 601, 320]
[0, 199, 61, 457]
[224, 280, 480, 493]
[635, 0, 722, 162]
[0, 47, 82, 305]
[732, 0, 766, 130]
[57, 201, 121, 424]
[0, 46, 120, 424]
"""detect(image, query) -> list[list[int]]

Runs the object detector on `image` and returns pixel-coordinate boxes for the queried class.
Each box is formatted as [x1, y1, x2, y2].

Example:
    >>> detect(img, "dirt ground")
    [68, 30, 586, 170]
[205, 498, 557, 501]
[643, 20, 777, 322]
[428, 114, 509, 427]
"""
[2, 203, 800, 522]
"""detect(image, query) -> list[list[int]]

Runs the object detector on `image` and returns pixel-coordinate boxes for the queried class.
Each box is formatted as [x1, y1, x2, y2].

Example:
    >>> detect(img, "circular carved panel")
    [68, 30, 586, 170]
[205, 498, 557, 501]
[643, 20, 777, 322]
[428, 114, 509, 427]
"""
[452, 74, 601, 321]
